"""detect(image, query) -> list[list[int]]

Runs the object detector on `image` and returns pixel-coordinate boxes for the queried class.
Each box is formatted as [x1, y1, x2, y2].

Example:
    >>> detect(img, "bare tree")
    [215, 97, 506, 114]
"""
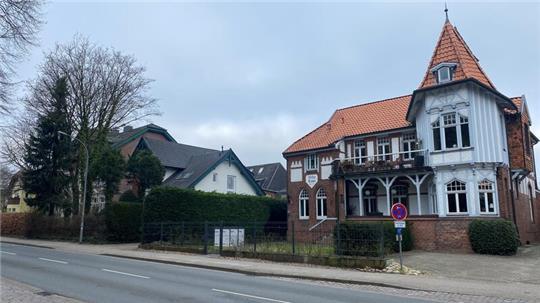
[17, 35, 159, 213]
[0, 109, 35, 168]
[26, 35, 159, 143]
[0, 0, 43, 114]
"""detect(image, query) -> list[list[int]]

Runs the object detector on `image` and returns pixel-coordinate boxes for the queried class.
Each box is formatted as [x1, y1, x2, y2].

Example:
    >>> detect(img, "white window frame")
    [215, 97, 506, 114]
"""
[305, 154, 319, 171]
[478, 179, 496, 214]
[363, 187, 378, 214]
[437, 66, 451, 83]
[299, 189, 309, 220]
[353, 140, 367, 165]
[432, 112, 471, 151]
[391, 184, 408, 206]
[446, 180, 468, 214]
[376, 137, 391, 161]
[316, 188, 327, 219]
[402, 133, 416, 160]
[226, 175, 236, 193]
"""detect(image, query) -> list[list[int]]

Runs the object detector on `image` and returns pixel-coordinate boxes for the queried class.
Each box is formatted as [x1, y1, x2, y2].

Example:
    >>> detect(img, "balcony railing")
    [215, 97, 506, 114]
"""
[333, 149, 427, 175]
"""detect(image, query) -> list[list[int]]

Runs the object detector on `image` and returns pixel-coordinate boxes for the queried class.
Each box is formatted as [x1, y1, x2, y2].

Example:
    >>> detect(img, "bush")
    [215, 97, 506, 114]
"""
[468, 219, 519, 255]
[382, 221, 413, 252]
[0, 213, 32, 236]
[105, 202, 143, 242]
[119, 190, 140, 203]
[334, 221, 413, 257]
[1, 211, 106, 241]
[143, 187, 286, 223]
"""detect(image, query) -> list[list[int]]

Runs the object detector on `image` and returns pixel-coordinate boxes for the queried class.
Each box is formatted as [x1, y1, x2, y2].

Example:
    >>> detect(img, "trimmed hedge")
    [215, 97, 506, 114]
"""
[468, 219, 519, 255]
[143, 187, 287, 223]
[334, 221, 413, 257]
[105, 202, 143, 242]
[0, 212, 105, 241]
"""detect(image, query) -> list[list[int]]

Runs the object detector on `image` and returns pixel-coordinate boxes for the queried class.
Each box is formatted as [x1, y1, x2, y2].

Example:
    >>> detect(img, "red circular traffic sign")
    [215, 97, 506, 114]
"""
[391, 203, 408, 221]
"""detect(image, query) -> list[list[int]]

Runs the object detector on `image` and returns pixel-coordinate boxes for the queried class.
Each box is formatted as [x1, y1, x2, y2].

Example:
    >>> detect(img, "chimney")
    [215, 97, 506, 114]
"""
[123, 125, 133, 133]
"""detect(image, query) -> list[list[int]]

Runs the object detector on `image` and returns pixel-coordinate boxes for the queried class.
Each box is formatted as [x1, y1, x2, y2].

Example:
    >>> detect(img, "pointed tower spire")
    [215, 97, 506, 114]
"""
[418, 18, 495, 89]
[444, 2, 449, 22]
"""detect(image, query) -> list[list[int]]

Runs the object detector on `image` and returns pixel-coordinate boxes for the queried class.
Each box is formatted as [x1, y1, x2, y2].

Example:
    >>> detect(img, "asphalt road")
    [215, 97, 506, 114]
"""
[0, 243, 436, 303]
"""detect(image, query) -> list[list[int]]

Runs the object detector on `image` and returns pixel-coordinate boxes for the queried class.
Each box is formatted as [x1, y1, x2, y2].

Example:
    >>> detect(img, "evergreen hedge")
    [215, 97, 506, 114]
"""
[468, 219, 519, 255]
[105, 202, 143, 242]
[334, 221, 413, 257]
[143, 187, 287, 223]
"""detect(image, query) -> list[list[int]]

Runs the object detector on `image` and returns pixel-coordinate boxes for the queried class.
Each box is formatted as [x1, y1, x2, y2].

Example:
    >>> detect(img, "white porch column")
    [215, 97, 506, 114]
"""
[405, 174, 430, 215]
[349, 178, 369, 216]
[376, 176, 397, 215]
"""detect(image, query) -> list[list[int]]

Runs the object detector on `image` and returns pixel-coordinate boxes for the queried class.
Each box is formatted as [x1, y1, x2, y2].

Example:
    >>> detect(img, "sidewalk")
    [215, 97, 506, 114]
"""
[2, 237, 539, 302]
[1, 277, 83, 303]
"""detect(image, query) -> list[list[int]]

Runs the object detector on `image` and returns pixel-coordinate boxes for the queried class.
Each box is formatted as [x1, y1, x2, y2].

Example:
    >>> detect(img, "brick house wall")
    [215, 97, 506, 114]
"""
[286, 150, 343, 242]
[116, 131, 171, 199]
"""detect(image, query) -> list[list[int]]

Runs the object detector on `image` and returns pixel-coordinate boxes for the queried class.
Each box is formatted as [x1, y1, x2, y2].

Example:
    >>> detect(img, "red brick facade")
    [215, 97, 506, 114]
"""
[115, 131, 171, 199]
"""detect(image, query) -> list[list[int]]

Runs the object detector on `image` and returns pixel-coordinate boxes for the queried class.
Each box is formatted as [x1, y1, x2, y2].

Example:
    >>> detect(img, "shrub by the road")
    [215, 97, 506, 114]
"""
[143, 187, 286, 223]
[334, 221, 413, 257]
[105, 202, 143, 242]
[468, 219, 519, 255]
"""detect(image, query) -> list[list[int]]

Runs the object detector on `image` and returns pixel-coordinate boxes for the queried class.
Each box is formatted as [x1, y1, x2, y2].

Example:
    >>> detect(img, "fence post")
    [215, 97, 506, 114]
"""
[159, 222, 164, 246]
[219, 221, 224, 255]
[336, 220, 341, 256]
[181, 221, 185, 246]
[252, 222, 257, 253]
[203, 221, 208, 255]
[379, 222, 385, 258]
[291, 221, 296, 255]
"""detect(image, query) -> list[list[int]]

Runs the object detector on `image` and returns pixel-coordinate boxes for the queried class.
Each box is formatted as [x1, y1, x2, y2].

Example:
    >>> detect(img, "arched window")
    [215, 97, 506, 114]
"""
[478, 180, 495, 214]
[316, 188, 327, 219]
[299, 190, 309, 220]
[446, 180, 468, 214]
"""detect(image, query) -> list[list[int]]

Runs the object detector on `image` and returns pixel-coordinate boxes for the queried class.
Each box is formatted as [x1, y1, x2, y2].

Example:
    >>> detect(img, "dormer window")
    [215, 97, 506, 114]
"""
[437, 66, 451, 83]
[431, 62, 457, 84]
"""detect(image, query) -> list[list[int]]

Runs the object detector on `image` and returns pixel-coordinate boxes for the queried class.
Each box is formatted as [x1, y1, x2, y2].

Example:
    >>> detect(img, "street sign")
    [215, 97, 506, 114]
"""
[391, 203, 408, 221]
[394, 221, 406, 229]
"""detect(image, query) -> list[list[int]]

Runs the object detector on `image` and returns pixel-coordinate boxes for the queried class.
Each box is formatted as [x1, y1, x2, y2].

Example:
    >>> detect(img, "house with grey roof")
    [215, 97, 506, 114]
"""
[135, 137, 264, 196]
[247, 163, 287, 198]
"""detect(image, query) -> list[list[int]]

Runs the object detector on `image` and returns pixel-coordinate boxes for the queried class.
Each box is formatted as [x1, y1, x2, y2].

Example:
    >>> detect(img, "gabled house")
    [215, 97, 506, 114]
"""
[108, 124, 177, 197]
[133, 135, 264, 196]
[283, 16, 540, 250]
[3, 171, 33, 213]
[247, 163, 287, 198]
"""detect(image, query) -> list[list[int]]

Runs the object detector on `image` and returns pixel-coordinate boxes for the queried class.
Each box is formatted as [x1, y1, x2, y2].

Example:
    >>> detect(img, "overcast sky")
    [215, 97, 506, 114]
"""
[13, 1, 540, 167]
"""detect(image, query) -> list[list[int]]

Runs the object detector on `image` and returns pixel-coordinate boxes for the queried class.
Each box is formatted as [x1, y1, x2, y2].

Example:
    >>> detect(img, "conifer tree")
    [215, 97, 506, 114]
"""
[23, 77, 72, 216]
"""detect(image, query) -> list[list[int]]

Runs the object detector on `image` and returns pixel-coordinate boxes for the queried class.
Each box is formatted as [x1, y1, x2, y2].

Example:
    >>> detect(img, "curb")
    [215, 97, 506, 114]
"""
[100, 253, 413, 291]
[0, 240, 54, 249]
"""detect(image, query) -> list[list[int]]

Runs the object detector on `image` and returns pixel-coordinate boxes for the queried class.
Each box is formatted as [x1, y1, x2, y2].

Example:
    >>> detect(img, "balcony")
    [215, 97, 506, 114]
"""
[332, 149, 427, 176]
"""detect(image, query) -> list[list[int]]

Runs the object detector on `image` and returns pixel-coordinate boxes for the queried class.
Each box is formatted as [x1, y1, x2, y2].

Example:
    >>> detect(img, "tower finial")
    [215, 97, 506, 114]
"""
[444, 2, 449, 22]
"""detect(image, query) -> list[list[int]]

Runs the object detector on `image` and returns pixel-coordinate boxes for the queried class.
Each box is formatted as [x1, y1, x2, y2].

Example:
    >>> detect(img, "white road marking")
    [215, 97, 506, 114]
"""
[212, 288, 292, 303]
[38, 257, 68, 264]
[101, 268, 150, 279]
[0, 251, 16, 255]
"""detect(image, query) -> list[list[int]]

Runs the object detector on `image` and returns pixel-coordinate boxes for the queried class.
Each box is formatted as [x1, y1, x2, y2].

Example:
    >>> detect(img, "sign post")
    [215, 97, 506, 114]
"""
[391, 203, 408, 272]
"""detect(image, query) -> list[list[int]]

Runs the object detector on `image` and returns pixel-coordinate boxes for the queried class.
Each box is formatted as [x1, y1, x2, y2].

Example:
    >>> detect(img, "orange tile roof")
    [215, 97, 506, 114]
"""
[419, 21, 495, 89]
[284, 95, 412, 154]
[511, 97, 522, 111]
